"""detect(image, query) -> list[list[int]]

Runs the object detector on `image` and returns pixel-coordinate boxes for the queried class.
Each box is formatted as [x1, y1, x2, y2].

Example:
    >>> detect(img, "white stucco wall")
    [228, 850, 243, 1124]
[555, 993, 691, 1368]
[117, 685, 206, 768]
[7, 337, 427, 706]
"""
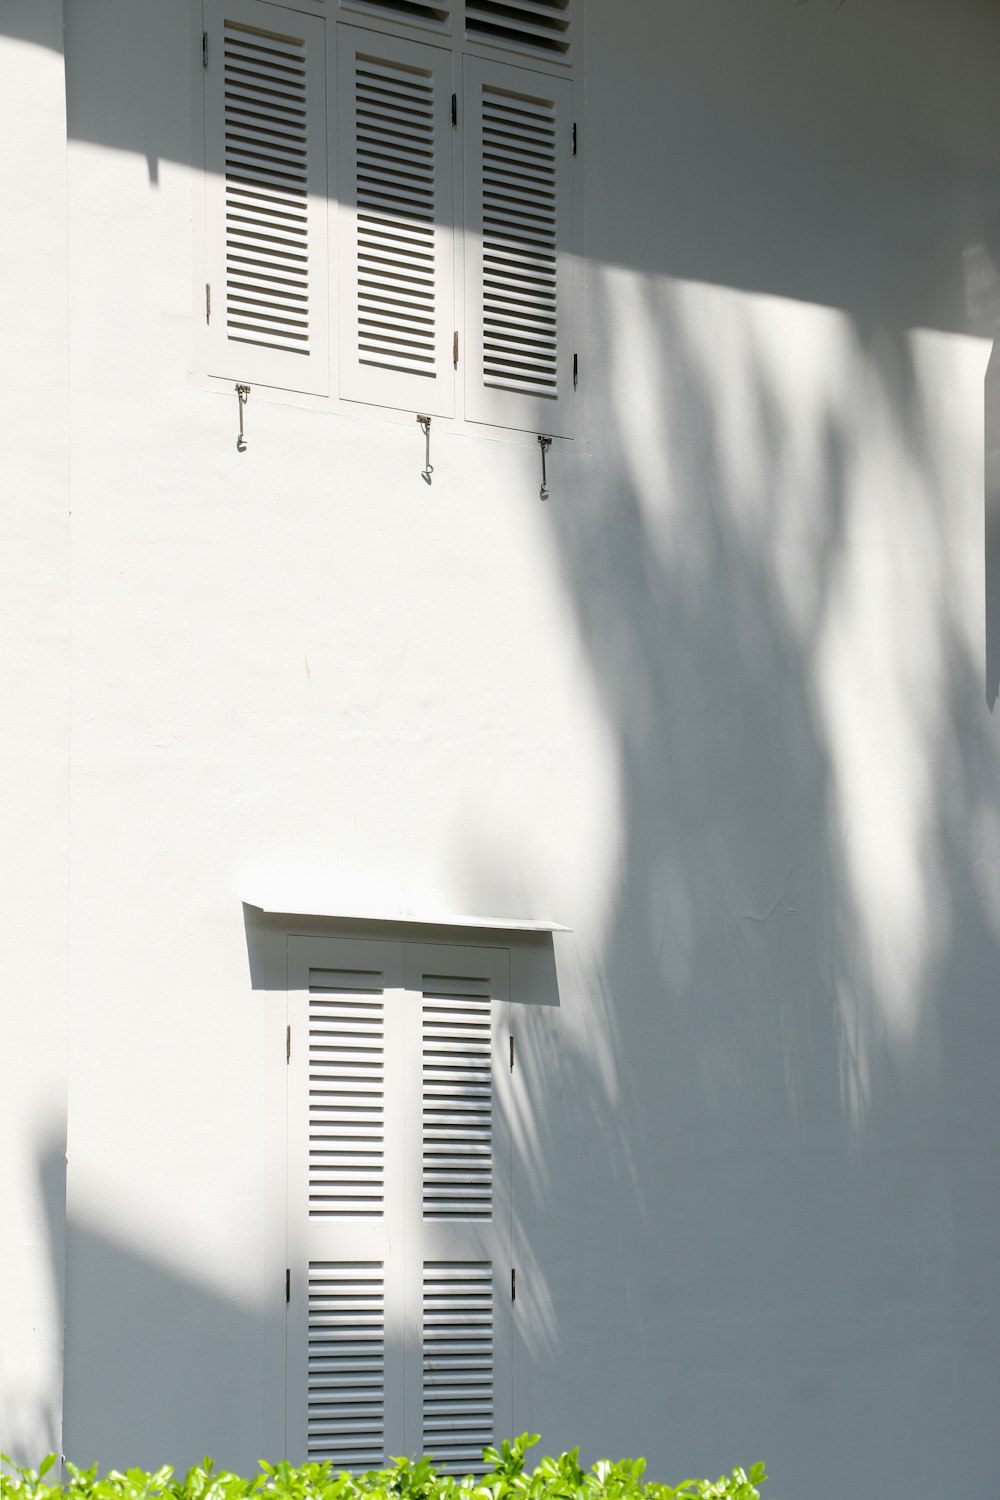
[0, 0, 70, 1465]
[4, 0, 1000, 1495]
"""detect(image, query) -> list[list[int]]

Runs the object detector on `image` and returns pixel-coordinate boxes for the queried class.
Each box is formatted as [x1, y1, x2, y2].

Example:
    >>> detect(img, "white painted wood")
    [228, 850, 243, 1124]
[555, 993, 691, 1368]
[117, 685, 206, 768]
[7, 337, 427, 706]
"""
[286, 936, 406, 1466]
[463, 54, 574, 436]
[464, 0, 572, 63]
[286, 936, 511, 1469]
[243, 886, 571, 931]
[204, 0, 330, 393]
[402, 943, 512, 1471]
[339, 0, 454, 34]
[337, 25, 456, 415]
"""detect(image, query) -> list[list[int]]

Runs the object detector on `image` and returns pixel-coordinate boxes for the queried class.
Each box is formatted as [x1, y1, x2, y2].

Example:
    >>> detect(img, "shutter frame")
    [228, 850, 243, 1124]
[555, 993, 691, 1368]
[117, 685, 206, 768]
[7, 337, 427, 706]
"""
[463, 53, 574, 437]
[338, 24, 456, 415]
[203, 0, 330, 394]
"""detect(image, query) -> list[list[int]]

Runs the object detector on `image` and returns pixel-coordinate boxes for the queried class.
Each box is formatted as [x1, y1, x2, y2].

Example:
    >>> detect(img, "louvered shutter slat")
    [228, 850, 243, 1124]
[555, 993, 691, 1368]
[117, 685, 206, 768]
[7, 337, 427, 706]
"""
[339, 27, 455, 413]
[308, 968, 386, 1216]
[466, 0, 571, 60]
[307, 1263, 386, 1467]
[465, 56, 574, 435]
[204, 0, 329, 393]
[421, 1261, 494, 1472]
[339, 0, 453, 30]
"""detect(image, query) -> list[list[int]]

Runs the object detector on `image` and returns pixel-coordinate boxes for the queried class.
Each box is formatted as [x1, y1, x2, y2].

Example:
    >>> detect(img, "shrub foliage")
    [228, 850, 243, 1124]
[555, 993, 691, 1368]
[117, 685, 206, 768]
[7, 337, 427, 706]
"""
[2, 1434, 768, 1500]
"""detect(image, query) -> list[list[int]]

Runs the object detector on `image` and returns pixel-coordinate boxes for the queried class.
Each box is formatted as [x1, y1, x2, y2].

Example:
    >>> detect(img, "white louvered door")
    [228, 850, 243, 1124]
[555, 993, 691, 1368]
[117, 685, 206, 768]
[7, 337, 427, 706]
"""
[203, 0, 330, 393]
[337, 27, 456, 415]
[463, 55, 574, 437]
[286, 936, 511, 1469]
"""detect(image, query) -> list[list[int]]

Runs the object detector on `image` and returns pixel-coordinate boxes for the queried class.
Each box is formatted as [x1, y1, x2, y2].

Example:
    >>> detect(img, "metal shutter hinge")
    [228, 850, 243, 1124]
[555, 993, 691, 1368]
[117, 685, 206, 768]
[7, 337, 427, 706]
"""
[453, 330, 459, 368]
[205, 283, 211, 325]
[511, 1267, 516, 1301]
[285, 1268, 290, 1304]
[451, 93, 457, 127]
[202, 31, 208, 70]
[573, 352, 578, 388]
[509, 1034, 514, 1072]
[538, 434, 552, 500]
[286, 1024, 291, 1063]
[572, 121, 577, 155]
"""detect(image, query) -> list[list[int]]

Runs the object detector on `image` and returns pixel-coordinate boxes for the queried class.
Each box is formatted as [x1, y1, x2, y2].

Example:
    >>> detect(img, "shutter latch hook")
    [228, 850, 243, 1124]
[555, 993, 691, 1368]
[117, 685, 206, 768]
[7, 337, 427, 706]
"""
[417, 414, 433, 484]
[235, 383, 250, 452]
[538, 434, 552, 500]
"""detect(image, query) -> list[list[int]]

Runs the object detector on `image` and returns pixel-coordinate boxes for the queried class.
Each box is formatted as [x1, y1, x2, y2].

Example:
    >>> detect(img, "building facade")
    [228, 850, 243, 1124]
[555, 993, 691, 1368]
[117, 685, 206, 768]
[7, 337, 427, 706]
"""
[3, 1, 1000, 1496]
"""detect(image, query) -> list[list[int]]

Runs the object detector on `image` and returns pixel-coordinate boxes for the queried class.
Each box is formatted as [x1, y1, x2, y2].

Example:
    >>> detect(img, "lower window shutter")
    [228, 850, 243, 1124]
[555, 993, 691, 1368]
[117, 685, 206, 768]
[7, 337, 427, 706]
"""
[463, 55, 574, 437]
[285, 936, 511, 1468]
[338, 26, 456, 416]
[203, 0, 330, 394]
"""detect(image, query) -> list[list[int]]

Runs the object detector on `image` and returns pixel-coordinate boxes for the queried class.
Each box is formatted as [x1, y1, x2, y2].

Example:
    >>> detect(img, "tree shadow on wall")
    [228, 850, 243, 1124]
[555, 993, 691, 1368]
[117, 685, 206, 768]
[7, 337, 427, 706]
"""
[494, 266, 1000, 1499]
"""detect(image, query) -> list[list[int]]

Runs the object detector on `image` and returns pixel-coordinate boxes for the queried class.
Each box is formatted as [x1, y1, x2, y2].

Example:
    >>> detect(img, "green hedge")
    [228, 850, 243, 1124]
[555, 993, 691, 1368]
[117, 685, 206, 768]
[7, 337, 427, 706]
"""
[1, 1436, 767, 1500]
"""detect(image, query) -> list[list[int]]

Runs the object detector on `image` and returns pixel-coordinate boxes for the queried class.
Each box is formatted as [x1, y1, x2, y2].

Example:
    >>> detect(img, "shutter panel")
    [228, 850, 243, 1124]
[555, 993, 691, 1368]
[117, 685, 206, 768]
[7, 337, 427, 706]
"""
[308, 965, 386, 1217]
[464, 55, 574, 436]
[307, 1262, 386, 1468]
[338, 26, 456, 415]
[422, 974, 493, 1219]
[402, 945, 512, 1471]
[204, 0, 329, 393]
[287, 939, 406, 1467]
[422, 1261, 495, 1470]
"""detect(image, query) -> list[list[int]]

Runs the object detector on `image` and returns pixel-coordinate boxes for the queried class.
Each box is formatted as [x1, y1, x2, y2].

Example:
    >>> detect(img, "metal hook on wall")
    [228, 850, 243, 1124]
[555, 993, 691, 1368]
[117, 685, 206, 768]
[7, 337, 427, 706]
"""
[538, 434, 552, 500]
[417, 414, 433, 483]
[235, 383, 250, 452]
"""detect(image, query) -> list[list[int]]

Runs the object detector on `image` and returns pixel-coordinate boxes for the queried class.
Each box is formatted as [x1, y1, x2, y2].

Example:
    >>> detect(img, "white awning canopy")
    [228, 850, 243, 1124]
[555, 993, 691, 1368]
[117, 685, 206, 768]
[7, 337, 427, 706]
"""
[242, 881, 570, 933]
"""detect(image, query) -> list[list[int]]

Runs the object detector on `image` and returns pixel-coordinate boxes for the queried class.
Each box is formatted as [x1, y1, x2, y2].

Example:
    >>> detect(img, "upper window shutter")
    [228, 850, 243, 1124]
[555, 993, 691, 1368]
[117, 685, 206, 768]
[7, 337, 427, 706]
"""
[465, 0, 572, 62]
[203, 0, 329, 394]
[337, 25, 456, 416]
[463, 55, 574, 437]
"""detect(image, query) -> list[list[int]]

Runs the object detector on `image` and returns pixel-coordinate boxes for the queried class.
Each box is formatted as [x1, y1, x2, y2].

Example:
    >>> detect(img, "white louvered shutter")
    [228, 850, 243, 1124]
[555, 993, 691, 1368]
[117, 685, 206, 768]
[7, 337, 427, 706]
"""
[401, 944, 512, 1472]
[464, 0, 572, 62]
[286, 939, 406, 1468]
[286, 937, 511, 1469]
[463, 55, 574, 436]
[339, 0, 454, 31]
[203, 0, 329, 393]
[338, 27, 456, 415]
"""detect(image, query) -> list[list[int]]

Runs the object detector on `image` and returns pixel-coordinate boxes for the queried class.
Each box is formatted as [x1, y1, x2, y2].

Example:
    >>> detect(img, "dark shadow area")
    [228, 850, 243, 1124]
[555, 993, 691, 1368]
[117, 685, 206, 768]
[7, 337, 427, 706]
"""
[0, 0, 62, 51]
[584, 0, 1000, 334]
[0, 1138, 67, 1466]
[48, 1140, 266, 1473]
[0, 0, 993, 333]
